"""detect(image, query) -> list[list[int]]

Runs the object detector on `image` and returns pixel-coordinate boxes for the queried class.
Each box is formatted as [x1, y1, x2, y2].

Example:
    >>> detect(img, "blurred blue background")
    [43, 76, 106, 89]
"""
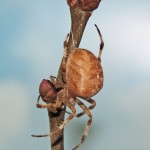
[0, 0, 150, 150]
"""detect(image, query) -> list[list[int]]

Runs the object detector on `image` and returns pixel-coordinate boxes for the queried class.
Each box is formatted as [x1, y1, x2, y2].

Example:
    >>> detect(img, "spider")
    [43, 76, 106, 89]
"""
[32, 24, 104, 150]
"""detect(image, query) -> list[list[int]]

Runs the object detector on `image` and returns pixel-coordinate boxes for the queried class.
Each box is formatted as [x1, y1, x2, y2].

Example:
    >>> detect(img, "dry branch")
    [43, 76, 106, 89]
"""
[48, 1, 102, 150]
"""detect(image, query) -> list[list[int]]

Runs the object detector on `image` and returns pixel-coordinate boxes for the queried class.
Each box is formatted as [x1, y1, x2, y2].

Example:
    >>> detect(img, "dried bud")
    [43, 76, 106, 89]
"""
[39, 79, 57, 103]
[79, 0, 101, 11]
[67, 0, 78, 8]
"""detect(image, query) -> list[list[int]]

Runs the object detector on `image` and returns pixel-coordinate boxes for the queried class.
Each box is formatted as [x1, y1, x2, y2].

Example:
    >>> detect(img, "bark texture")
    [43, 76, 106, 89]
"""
[48, 2, 99, 150]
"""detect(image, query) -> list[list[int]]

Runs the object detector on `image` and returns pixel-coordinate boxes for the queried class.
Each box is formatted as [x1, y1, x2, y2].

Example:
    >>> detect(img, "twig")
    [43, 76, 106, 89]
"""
[48, 4, 91, 150]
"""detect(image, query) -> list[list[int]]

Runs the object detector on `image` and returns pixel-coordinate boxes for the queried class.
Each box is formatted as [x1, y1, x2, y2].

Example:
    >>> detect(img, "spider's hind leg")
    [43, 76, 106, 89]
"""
[65, 98, 96, 117]
[72, 98, 92, 150]
[76, 98, 96, 117]
[50, 100, 76, 137]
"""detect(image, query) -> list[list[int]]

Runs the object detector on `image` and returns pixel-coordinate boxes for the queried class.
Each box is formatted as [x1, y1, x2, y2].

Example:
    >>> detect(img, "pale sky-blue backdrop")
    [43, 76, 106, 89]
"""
[0, 0, 150, 150]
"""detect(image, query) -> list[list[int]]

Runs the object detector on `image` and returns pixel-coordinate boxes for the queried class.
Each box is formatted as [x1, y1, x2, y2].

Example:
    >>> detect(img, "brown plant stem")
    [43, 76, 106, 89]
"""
[48, 4, 91, 150]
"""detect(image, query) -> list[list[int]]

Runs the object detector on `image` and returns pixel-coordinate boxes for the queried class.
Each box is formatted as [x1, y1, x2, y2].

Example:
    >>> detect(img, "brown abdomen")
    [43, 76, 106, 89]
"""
[66, 48, 103, 98]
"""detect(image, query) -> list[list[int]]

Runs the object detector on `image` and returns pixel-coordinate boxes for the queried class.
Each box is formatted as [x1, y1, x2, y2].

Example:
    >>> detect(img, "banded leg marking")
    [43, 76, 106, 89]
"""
[50, 102, 76, 137]
[72, 98, 92, 150]
[76, 98, 96, 117]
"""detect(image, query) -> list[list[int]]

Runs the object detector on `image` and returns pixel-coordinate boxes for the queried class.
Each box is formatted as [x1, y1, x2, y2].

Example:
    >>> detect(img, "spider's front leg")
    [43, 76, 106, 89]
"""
[36, 95, 63, 113]
[31, 95, 63, 138]
[35, 77, 66, 113]
[50, 75, 64, 89]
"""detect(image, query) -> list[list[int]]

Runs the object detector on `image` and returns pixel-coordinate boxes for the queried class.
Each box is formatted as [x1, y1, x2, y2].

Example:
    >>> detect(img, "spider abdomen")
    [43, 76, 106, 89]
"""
[66, 48, 103, 98]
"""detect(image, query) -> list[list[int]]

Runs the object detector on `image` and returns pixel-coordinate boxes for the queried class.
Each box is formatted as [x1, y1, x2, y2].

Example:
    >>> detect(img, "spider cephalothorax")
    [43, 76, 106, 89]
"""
[32, 24, 104, 150]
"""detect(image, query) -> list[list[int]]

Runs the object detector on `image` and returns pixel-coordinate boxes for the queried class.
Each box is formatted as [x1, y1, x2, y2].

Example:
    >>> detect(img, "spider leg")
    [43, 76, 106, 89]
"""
[65, 98, 96, 117]
[50, 75, 56, 84]
[36, 95, 62, 113]
[94, 24, 104, 61]
[50, 101, 76, 137]
[65, 110, 72, 115]
[76, 98, 96, 117]
[50, 75, 64, 89]
[31, 96, 63, 137]
[31, 133, 50, 137]
[63, 32, 71, 60]
[72, 98, 92, 150]
[31, 96, 54, 137]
